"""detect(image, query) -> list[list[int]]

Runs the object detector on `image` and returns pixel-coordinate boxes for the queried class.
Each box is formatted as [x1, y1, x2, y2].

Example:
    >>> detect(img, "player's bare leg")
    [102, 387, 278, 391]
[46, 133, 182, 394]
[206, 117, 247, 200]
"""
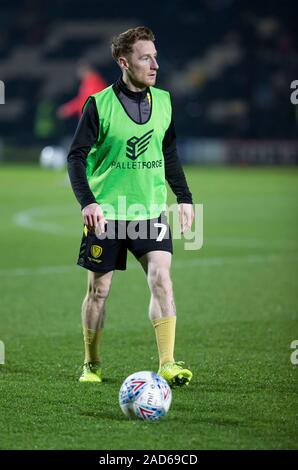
[79, 270, 114, 383]
[140, 250, 175, 320]
[139, 251, 192, 387]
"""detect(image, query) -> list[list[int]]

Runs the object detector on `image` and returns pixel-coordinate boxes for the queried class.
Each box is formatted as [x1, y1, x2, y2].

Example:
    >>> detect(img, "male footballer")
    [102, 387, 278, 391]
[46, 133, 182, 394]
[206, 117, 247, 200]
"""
[67, 26, 194, 386]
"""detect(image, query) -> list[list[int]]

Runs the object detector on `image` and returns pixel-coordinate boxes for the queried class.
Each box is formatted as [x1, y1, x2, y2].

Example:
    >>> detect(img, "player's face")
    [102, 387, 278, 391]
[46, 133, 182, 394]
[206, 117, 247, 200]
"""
[125, 40, 159, 89]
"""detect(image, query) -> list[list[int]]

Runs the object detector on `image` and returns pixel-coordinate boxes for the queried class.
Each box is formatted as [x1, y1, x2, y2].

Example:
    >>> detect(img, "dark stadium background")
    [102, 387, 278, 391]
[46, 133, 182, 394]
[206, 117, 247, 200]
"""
[0, 0, 297, 162]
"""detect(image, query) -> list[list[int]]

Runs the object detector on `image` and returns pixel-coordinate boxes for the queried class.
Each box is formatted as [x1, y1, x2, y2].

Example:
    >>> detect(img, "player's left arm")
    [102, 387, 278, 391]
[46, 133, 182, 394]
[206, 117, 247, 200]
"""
[178, 203, 194, 234]
[162, 108, 194, 234]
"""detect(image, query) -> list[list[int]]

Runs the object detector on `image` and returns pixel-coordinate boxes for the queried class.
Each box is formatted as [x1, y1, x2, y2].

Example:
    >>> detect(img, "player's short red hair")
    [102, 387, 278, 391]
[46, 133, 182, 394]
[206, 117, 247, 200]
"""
[111, 26, 155, 61]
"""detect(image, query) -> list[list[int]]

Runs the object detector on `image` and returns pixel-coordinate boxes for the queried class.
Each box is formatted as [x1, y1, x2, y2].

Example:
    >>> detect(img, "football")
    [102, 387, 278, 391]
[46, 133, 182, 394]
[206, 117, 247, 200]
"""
[119, 371, 172, 421]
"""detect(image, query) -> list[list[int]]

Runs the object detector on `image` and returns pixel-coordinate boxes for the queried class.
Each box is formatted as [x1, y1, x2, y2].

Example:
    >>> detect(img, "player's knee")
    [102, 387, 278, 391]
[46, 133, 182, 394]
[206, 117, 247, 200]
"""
[148, 267, 172, 298]
[87, 280, 111, 302]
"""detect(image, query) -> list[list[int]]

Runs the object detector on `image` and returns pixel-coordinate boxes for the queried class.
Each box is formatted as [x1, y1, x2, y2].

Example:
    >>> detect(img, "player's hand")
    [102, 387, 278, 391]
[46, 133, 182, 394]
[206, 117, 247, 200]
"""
[178, 203, 194, 234]
[82, 203, 107, 234]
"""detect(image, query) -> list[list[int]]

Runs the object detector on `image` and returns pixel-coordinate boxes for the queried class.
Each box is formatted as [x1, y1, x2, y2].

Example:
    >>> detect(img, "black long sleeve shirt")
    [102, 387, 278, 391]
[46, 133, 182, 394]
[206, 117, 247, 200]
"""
[67, 76, 192, 210]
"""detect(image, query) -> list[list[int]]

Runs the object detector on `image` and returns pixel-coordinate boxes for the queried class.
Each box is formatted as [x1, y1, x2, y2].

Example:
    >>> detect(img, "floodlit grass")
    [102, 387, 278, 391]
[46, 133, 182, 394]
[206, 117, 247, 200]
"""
[0, 165, 297, 449]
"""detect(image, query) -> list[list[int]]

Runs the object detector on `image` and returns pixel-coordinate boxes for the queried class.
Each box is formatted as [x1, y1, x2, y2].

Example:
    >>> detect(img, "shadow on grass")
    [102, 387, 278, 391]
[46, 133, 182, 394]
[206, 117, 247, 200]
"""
[79, 408, 123, 421]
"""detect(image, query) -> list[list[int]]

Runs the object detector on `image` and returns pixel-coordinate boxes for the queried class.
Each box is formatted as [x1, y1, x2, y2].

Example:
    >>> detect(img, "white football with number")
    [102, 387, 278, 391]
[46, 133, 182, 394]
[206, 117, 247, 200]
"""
[119, 371, 172, 421]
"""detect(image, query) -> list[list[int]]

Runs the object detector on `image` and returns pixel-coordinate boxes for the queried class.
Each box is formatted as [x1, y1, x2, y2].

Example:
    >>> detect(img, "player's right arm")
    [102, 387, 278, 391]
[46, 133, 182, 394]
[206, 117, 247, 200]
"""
[67, 98, 107, 231]
[82, 202, 106, 234]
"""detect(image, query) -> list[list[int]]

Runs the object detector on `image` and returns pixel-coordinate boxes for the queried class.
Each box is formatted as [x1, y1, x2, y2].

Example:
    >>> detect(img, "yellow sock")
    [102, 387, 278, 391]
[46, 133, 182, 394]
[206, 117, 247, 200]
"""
[152, 316, 176, 368]
[83, 328, 103, 364]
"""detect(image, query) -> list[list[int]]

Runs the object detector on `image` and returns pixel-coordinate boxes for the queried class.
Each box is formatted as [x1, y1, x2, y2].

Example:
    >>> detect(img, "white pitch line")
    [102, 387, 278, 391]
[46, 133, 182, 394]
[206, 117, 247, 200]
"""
[171, 253, 298, 267]
[0, 265, 74, 277]
[206, 237, 298, 249]
[0, 253, 297, 277]
[13, 206, 78, 236]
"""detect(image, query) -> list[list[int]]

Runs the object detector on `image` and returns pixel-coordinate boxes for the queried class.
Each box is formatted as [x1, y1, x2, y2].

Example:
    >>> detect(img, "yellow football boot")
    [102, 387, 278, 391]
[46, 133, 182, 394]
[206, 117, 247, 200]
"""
[79, 362, 102, 383]
[158, 361, 192, 387]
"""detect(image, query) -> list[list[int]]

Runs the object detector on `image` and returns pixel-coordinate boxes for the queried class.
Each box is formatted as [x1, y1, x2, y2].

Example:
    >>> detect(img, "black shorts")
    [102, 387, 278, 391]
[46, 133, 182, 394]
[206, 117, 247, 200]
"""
[77, 213, 173, 272]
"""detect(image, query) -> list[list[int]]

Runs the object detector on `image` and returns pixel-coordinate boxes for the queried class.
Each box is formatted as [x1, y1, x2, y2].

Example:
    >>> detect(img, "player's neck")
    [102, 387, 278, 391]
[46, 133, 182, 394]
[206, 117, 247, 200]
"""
[122, 74, 146, 92]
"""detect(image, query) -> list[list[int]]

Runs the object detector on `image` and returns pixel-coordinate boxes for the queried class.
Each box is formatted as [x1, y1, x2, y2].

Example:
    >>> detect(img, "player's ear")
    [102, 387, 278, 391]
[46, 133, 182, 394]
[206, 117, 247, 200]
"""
[118, 56, 129, 70]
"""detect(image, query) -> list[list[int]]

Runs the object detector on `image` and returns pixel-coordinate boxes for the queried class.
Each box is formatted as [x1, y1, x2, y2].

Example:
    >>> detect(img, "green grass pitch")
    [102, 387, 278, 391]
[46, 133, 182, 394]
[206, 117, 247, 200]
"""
[0, 165, 297, 450]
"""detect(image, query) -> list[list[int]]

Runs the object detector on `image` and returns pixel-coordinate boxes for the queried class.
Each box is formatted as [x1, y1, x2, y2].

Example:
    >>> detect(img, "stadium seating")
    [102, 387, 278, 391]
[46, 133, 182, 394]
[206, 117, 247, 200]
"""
[0, 0, 296, 146]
